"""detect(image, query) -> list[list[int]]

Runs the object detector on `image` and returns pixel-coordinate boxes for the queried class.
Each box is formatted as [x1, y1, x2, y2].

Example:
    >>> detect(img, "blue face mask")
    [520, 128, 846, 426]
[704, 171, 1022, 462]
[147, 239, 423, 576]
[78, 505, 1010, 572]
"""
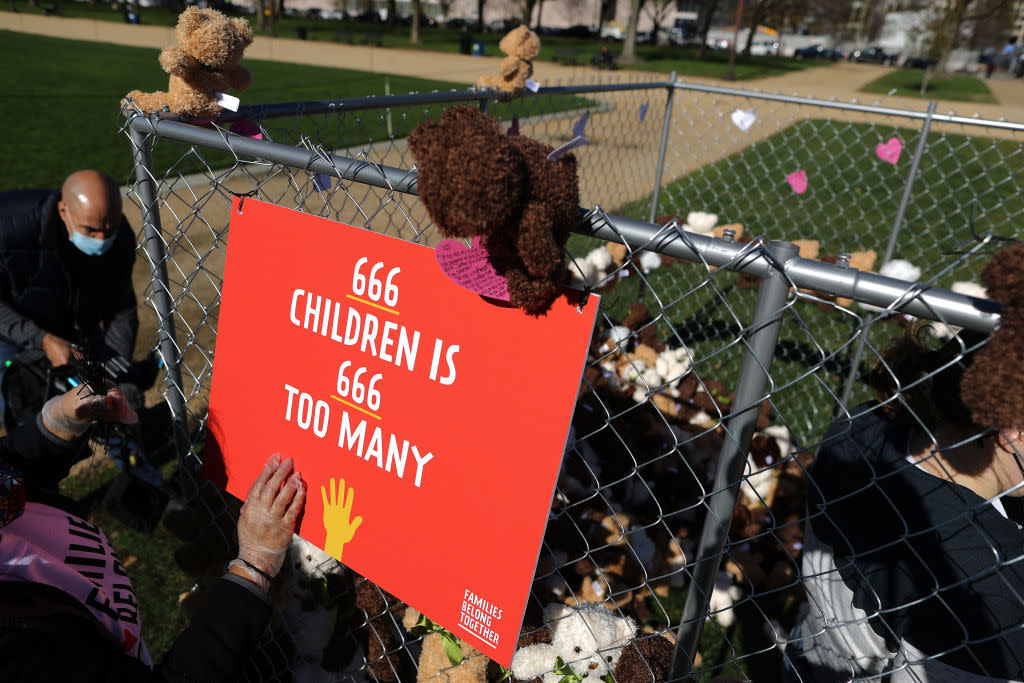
[69, 230, 115, 256]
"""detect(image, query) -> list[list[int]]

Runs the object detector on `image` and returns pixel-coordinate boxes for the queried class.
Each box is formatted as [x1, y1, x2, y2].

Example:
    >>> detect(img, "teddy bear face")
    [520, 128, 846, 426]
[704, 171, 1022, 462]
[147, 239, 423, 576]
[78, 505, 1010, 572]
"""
[176, 7, 254, 69]
[546, 603, 637, 678]
[408, 107, 526, 239]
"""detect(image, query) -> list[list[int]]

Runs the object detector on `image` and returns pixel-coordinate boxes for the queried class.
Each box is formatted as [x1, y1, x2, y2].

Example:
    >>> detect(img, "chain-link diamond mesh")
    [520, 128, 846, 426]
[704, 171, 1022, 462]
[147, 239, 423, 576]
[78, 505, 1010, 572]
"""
[118, 79, 1017, 682]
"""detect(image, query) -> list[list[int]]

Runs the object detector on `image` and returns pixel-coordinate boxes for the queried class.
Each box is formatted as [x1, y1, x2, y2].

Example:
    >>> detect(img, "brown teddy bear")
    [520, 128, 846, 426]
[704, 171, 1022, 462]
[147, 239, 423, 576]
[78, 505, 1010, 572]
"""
[401, 606, 489, 681]
[124, 7, 254, 117]
[408, 106, 580, 315]
[477, 26, 541, 95]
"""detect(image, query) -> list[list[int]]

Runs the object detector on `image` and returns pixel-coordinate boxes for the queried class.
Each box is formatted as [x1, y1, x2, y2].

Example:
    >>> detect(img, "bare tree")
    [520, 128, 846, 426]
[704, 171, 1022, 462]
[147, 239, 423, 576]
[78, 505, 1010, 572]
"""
[517, 0, 539, 28]
[696, 0, 721, 57]
[642, 0, 675, 41]
[411, 0, 422, 42]
[436, 0, 455, 19]
[923, 0, 1010, 72]
[743, 0, 773, 55]
[620, 0, 643, 62]
[387, 0, 398, 26]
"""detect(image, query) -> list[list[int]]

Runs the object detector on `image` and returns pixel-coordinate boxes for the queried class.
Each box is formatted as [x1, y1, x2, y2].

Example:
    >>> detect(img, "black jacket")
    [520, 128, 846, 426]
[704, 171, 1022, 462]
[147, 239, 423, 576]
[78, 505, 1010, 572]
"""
[808, 403, 1024, 678]
[0, 189, 138, 358]
[0, 418, 272, 682]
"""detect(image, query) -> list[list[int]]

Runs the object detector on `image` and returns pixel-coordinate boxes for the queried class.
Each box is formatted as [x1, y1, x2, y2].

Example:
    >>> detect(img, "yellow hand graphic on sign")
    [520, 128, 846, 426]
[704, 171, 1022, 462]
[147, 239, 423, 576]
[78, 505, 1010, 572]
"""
[322, 477, 363, 562]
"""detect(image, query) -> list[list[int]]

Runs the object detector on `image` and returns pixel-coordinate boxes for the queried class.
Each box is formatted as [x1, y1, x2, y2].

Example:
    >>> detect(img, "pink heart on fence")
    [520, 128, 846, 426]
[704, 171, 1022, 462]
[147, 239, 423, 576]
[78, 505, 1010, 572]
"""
[786, 169, 808, 194]
[435, 236, 510, 301]
[229, 119, 263, 140]
[875, 137, 902, 164]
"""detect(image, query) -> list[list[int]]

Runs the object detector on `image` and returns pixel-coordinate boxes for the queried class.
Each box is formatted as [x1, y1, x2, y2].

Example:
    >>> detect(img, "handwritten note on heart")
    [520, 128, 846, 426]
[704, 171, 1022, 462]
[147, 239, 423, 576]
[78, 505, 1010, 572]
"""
[573, 112, 590, 138]
[876, 137, 902, 164]
[229, 119, 262, 139]
[435, 236, 510, 301]
[731, 108, 756, 132]
[786, 169, 808, 194]
[547, 136, 590, 162]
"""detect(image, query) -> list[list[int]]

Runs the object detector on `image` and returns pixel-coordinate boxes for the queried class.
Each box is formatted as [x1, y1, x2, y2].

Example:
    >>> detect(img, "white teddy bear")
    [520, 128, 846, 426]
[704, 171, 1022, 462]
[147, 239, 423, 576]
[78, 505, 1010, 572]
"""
[684, 211, 718, 236]
[510, 603, 637, 683]
[708, 571, 743, 629]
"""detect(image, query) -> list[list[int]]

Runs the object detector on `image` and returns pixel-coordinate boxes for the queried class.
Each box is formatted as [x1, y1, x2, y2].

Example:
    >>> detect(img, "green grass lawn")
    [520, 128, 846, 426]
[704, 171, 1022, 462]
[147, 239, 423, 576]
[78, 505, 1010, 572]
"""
[2, 0, 830, 81]
[0, 29, 469, 189]
[860, 68, 997, 103]
[0, 29, 598, 189]
[573, 117, 1022, 446]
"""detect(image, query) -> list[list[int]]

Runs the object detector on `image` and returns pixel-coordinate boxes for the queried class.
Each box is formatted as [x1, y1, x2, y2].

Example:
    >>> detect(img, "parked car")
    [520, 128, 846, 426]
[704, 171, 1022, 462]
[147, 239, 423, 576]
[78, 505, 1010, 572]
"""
[599, 21, 624, 40]
[793, 43, 842, 60]
[903, 55, 938, 69]
[563, 24, 598, 38]
[850, 47, 897, 65]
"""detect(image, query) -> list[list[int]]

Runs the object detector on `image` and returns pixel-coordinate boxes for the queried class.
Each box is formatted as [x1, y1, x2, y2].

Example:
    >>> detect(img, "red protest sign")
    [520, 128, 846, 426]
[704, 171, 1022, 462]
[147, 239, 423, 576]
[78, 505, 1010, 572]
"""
[206, 198, 598, 665]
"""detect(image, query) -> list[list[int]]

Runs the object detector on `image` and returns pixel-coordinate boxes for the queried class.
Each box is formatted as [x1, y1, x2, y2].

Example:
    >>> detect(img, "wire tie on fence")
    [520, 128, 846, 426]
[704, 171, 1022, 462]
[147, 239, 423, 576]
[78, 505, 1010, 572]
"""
[943, 201, 1017, 255]
[227, 189, 260, 213]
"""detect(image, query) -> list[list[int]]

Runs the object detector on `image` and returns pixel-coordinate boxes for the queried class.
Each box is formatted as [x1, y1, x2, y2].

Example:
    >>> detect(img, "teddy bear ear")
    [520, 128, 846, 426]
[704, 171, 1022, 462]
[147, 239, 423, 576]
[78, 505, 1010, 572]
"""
[614, 613, 638, 644]
[176, 6, 206, 34]
[231, 17, 254, 45]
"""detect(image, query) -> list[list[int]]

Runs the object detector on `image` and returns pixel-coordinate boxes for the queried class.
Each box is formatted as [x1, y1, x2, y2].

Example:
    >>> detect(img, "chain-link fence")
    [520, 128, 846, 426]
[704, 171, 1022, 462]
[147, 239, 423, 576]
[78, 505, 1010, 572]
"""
[121, 76, 1017, 681]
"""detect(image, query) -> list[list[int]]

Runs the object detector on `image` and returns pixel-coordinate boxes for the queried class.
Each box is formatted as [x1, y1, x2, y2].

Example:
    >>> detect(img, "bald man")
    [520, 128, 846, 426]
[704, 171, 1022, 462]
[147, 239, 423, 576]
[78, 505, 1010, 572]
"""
[0, 170, 138, 418]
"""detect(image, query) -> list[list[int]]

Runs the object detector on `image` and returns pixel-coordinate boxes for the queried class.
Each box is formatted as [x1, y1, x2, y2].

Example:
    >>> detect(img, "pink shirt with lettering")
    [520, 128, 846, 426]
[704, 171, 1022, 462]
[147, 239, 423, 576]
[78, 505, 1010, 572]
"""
[0, 501, 152, 665]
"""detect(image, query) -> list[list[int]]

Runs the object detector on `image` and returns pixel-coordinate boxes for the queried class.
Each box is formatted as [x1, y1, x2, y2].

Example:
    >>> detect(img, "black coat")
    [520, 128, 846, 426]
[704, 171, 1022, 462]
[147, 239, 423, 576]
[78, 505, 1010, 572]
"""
[0, 189, 138, 358]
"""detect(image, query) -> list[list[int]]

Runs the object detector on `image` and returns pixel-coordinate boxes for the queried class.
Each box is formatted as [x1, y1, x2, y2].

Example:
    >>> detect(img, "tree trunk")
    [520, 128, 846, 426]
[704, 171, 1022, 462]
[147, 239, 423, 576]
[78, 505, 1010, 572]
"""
[696, 0, 718, 58]
[257, 0, 267, 31]
[620, 0, 642, 63]
[743, 0, 768, 56]
[533, 0, 543, 29]
[477, 0, 485, 30]
[386, 0, 397, 27]
[411, 0, 421, 43]
[934, 0, 969, 75]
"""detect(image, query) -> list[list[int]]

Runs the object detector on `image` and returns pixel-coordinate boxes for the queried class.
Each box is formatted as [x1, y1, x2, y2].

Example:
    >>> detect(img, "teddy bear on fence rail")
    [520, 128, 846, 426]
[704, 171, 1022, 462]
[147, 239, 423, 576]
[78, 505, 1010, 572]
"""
[124, 7, 254, 117]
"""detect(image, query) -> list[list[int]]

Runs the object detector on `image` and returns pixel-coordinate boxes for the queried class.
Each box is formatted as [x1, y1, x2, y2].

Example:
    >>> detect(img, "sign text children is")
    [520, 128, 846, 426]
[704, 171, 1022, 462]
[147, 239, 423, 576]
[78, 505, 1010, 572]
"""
[206, 199, 598, 665]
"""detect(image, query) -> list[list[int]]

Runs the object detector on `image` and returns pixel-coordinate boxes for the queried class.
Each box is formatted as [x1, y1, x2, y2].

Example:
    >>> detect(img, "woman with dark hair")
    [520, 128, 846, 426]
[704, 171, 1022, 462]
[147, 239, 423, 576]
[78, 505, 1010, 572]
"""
[787, 243, 1024, 682]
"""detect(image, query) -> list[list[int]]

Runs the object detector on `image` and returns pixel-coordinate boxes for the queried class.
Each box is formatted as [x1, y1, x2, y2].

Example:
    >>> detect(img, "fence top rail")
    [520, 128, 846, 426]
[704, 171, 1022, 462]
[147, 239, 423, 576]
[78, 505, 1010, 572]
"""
[123, 80, 676, 125]
[126, 113, 1003, 335]
[671, 78, 1024, 132]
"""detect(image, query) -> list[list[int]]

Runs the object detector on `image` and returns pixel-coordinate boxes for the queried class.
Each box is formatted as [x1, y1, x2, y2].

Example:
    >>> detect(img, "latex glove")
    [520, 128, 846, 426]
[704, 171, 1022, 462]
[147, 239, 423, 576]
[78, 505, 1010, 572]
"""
[41, 381, 139, 441]
[322, 477, 363, 561]
[236, 454, 304, 587]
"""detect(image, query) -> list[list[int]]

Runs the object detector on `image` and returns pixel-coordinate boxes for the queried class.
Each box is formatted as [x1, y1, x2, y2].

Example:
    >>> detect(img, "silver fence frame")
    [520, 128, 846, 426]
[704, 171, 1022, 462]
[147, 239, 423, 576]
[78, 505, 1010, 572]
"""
[125, 79, 1009, 678]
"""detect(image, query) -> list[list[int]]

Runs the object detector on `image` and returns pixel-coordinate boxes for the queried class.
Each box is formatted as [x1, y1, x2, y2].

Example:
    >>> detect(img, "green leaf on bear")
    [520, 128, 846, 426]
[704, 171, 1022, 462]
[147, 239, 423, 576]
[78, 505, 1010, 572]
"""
[439, 629, 464, 666]
[553, 656, 584, 683]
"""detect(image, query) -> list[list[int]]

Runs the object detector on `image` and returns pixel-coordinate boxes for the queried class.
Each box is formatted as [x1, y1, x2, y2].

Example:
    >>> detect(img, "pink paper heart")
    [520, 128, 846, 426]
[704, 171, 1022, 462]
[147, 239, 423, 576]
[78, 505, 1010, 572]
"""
[875, 137, 902, 164]
[435, 236, 510, 301]
[229, 119, 263, 140]
[786, 169, 808, 194]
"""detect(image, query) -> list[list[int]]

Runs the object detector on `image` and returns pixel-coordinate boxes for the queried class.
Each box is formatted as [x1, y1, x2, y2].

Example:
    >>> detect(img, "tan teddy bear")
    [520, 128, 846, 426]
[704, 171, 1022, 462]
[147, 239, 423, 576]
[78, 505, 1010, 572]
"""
[124, 7, 254, 117]
[477, 25, 541, 95]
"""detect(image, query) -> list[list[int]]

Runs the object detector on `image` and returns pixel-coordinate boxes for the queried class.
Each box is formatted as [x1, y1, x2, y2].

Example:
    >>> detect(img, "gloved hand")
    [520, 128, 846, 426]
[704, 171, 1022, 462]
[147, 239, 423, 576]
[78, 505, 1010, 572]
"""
[234, 454, 304, 591]
[41, 381, 138, 441]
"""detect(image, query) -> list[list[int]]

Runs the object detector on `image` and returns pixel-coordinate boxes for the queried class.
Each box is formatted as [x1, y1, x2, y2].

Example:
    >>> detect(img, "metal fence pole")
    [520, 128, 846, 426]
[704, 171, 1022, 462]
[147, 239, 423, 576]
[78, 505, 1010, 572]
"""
[882, 100, 937, 266]
[128, 118, 193, 492]
[649, 71, 677, 224]
[838, 100, 937, 407]
[670, 239, 799, 679]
